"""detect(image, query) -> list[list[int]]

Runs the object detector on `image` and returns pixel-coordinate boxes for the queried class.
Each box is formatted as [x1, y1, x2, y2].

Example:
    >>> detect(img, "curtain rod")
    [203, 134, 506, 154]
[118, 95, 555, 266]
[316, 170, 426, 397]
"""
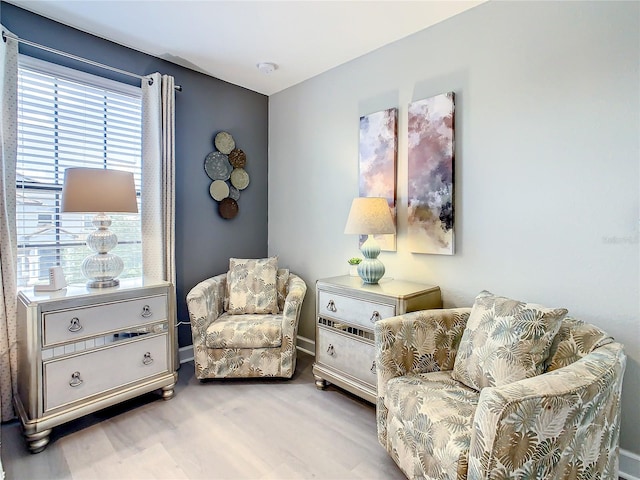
[2, 31, 182, 91]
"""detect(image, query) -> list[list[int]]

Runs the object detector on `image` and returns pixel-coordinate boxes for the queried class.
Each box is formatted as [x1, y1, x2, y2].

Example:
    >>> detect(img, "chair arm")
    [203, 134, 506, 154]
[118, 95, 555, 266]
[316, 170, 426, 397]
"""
[468, 342, 626, 480]
[281, 273, 307, 338]
[374, 307, 471, 446]
[186, 273, 227, 342]
[375, 308, 471, 391]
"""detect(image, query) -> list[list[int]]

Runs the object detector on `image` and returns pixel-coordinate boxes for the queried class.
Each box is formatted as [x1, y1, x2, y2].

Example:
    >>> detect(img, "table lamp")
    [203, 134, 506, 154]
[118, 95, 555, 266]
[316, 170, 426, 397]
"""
[61, 167, 138, 288]
[344, 197, 396, 284]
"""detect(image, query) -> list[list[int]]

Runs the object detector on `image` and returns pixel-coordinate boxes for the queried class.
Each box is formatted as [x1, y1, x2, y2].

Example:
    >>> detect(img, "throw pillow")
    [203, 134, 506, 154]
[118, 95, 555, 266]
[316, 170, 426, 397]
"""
[227, 257, 279, 315]
[452, 290, 567, 390]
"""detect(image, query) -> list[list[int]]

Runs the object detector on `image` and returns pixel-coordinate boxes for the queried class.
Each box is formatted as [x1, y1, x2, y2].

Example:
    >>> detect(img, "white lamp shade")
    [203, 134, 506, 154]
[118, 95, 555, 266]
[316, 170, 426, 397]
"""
[61, 168, 138, 213]
[344, 197, 396, 235]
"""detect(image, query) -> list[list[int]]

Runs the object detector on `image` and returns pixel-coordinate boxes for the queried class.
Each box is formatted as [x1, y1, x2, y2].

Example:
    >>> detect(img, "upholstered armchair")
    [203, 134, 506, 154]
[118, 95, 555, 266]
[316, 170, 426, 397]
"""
[187, 258, 307, 379]
[375, 292, 626, 480]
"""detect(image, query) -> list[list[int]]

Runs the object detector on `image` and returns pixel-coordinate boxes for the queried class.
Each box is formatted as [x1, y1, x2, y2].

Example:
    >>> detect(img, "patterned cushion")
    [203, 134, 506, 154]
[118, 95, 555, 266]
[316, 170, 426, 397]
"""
[276, 268, 289, 312]
[205, 313, 283, 349]
[227, 257, 278, 314]
[224, 267, 288, 312]
[385, 371, 479, 480]
[452, 291, 567, 390]
[545, 316, 613, 371]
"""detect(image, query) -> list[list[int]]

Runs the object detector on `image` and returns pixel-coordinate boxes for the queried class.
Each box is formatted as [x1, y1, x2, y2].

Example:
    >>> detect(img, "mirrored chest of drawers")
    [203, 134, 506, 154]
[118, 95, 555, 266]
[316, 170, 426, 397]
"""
[15, 278, 178, 453]
[313, 276, 442, 403]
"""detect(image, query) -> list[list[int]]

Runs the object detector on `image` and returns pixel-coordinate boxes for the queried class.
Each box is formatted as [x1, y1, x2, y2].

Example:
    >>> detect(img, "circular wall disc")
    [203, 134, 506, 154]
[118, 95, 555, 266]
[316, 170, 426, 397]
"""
[209, 180, 229, 201]
[230, 168, 250, 190]
[219, 197, 238, 219]
[204, 151, 232, 180]
[228, 184, 240, 201]
[228, 148, 246, 168]
[215, 131, 235, 154]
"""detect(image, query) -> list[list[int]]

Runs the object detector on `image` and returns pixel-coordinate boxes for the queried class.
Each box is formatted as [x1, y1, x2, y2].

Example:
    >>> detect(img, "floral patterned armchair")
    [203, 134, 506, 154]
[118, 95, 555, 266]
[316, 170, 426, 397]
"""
[375, 292, 626, 480]
[187, 258, 307, 379]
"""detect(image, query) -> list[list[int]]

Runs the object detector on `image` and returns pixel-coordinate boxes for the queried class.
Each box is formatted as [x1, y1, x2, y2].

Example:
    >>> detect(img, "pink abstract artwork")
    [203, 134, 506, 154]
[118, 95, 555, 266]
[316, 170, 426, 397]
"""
[407, 93, 455, 255]
[359, 108, 398, 251]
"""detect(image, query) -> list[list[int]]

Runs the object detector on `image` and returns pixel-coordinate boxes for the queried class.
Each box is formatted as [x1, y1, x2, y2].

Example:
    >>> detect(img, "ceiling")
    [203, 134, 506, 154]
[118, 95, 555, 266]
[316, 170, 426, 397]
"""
[5, 1, 485, 96]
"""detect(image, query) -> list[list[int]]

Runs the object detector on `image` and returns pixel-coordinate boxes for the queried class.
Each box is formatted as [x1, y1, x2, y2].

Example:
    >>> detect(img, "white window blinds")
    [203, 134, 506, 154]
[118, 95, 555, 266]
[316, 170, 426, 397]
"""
[16, 56, 143, 287]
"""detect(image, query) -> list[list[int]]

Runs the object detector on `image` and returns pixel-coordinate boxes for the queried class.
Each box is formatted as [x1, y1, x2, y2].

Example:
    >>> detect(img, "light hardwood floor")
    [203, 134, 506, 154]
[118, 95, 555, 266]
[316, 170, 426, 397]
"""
[1, 352, 405, 480]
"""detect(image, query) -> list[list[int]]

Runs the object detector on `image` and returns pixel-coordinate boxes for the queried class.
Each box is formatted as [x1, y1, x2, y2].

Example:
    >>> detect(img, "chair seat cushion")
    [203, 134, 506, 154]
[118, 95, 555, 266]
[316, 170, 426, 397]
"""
[205, 313, 283, 349]
[385, 371, 479, 480]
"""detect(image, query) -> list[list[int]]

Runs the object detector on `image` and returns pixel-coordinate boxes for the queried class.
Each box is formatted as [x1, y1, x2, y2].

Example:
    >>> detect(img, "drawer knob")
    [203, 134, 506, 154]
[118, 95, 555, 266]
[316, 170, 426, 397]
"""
[142, 352, 154, 365]
[370, 361, 376, 374]
[67, 317, 82, 333]
[326, 300, 337, 312]
[326, 344, 335, 356]
[69, 371, 83, 387]
[141, 305, 153, 318]
[370, 311, 381, 323]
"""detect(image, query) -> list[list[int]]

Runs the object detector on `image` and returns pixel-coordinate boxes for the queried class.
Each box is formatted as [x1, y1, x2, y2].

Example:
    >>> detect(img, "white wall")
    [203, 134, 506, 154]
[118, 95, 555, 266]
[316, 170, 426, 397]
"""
[269, 1, 639, 454]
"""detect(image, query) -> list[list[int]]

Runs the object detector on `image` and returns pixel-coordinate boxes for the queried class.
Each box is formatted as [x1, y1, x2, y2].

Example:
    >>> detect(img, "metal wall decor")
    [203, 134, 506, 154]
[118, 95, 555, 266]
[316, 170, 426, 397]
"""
[205, 131, 250, 220]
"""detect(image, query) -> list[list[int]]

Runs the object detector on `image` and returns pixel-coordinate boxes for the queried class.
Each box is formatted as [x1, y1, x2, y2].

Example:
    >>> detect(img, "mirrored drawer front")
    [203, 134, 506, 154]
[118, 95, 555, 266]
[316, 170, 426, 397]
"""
[316, 327, 376, 387]
[43, 334, 168, 412]
[318, 291, 395, 330]
[43, 295, 167, 347]
[42, 322, 168, 361]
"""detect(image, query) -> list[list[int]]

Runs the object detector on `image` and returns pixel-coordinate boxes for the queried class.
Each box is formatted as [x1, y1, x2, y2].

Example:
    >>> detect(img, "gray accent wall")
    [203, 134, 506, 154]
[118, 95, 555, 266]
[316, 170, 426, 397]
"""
[1, 2, 269, 347]
[269, 1, 639, 455]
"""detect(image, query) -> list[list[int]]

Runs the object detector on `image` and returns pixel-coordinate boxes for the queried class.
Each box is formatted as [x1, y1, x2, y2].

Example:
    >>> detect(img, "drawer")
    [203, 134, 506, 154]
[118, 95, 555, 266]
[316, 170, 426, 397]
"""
[43, 334, 168, 412]
[316, 327, 376, 387]
[318, 290, 395, 329]
[43, 295, 167, 346]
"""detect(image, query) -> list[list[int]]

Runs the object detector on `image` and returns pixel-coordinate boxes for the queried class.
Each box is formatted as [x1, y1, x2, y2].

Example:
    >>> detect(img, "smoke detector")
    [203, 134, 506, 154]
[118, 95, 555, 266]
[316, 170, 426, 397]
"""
[256, 62, 277, 74]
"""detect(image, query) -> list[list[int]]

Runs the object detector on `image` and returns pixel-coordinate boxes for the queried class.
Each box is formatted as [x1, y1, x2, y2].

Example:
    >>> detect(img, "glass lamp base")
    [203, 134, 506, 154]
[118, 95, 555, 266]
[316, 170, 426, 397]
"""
[86, 278, 120, 288]
[79, 213, 125, 289]
[81, 250, 124, 289]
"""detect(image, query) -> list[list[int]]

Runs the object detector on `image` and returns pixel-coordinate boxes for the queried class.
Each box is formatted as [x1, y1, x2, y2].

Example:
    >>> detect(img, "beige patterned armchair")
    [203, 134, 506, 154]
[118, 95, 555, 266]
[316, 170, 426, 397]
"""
[375, 292, 626, 480]
[187, 259, 307, 379]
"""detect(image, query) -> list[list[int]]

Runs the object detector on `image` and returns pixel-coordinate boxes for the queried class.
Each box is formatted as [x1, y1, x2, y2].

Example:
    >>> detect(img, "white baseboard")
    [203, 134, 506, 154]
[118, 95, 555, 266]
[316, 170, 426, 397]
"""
[178, 345, 194, 364]
[620, 448, 640, 480]
[178, 336, 316, 365]
[296, 335, 315, 356]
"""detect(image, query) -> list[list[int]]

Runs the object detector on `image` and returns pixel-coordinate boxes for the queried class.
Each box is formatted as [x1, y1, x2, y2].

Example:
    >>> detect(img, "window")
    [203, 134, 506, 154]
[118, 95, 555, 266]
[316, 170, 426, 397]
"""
[16, 56, 143, 287]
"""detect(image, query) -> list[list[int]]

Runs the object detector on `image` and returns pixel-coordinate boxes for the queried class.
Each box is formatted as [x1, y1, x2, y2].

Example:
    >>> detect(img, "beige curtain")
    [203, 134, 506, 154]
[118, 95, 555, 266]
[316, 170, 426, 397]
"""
[0, 28, 19, 422]
[141, 73, 176, 286]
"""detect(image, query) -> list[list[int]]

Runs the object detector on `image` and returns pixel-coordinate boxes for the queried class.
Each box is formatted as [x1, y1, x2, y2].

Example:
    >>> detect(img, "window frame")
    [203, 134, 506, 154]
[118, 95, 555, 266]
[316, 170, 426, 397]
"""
[16, 55, 143, 287]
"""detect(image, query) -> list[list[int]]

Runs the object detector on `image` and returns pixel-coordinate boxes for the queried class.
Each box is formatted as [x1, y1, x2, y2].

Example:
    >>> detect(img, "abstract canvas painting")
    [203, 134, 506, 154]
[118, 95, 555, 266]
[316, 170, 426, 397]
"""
[359, 107, 397, 251]
[407, 92, 455, 255]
